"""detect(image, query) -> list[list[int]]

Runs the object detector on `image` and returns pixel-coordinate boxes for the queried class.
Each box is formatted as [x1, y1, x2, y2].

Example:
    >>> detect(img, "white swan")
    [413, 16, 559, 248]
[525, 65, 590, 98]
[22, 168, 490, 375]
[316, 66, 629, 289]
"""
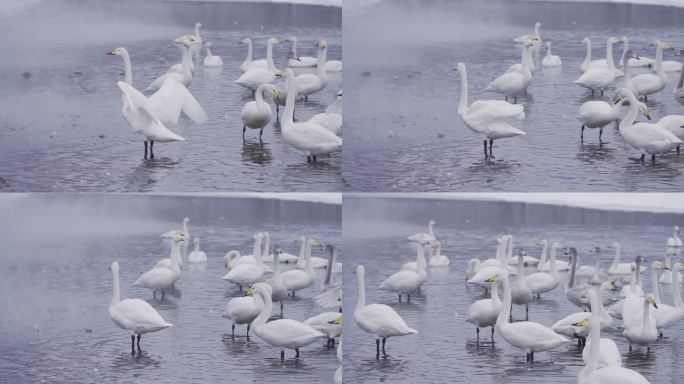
[202, 42, 223, 67]
[156, 229, 187, 269]
[552, 281, 616, 341]
[525, 241, 563, 299]
[188, 237, 207, 263]
[619, 36, 655, 68]
[578, 95, 633, 144]
[655, 115, 684, 154]
[616, 87, 681, 161]
[303, 312, 341, 347]
[503, 235, 539, 266]
[294, 40, 329, 100]
[250, 283, 325, 359]
[575, 43, 620, 95]
[652, 261, 684, 335]
[513, 22, 542, 45]
[469, 269, 568, 362]
[280, 239, 320, 295]
[146, 37, 195, 91]
[354, 265, 418, 356]
[566, 248, 597, 310]
[107, 48, 208, 158]
[428, 241, 450, 267]
[511, 250, 533, 319]
[606, 241, 642, 279]
[168, 35, 197, 74]
[134, 232, 184, 298]
[407, 219, 436, 243]
[466, 280, 502, 342]
[235, 38, 281, 92]
[191, 22, 203, 54]
[275, 68, 342, 162]
[623, 293, 658, 351]
[485, 40, 537, 103]
[239, 38, 257, 72]
[662, 227, 683, 282]
[472, 236, 518, 282]
[309, 89, 343, 136]
[401, 241, 430, 273]
[222, 233, 270, 290]
[334, 342, 342, 384]
[240, 83, 277, 141]
[240, 37, 279, 71]
[632, 41, 673, 100]
[223, 233, 273, 271]
[316, 244, 342, 309]
[161, 217, 190, 241]
[265, 247, 288, 317]
[584, 37, 624, 76]
[618, 49, 640, 98]
[578, 290, 648, 384]
[223, 285, 266, 336]
[541, 41, 562, 67]
[380, 243, 428, 302]
[506, 42, 536, 73]
[456, 62, 525, 160]
[109, 262, 172, 354]
[537, 240, 569, 272]
[286, 36, 317, 67]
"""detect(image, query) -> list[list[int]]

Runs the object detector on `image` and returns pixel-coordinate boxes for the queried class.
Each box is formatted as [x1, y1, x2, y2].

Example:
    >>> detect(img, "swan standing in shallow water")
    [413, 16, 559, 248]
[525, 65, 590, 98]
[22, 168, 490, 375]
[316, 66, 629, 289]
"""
[456, 62, 525, 161]
[584, 37, 624, 76]
[632, 41, 673, 100]
[286, 36, 317, 67]
[466, 280, 502, 343]
[222, 233, 269, 290]
[266, 247, 288, 317]
[428, 241, 449, 266]
[188, 237, 207, 263]
[355, 265, 418, 357]
[623, 293, 658, 352]
[524, 241, 562, 299]
[134, 232, 184, 298]
[250, 283, 325, 359]
[674, 50, 684, 106]
[575, 37, 621, 95]
[109, 262, 172, 354]
[511, 250, 533, 320]
[146, 37, 195, 91]
[223, 285, 266, 336]
[280, 239, 320, 295]
[407, 219, 436, 244]
[615, 87, 681, 162]
[578, 93, 634, 144]
[310, 90, 343, 136]
[380, 243, 428, 302]
[240, 84, 277, 141]
[275, 68, 342, 163]
[235, 38, 281, 93]
[552, 282, 616, 345]
[292, 40, 329, 100]
[469, 269, 568, 362]
[202, 42, 223, 67]
[541, 41, 562, 67]
[108, 47, 208, 159]
[651, 260, 684, 336]
[577, 290, 649, 384]
[303, 313, 341, 347]
[485, 39, 537, 103]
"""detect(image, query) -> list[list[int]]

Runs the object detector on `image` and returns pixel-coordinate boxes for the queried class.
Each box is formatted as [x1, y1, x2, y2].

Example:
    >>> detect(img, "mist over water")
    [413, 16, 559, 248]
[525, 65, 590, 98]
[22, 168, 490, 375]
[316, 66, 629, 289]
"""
[343, 0, 684, 192]
[0, 0, 342, 192]
[342, 195, 684, 383]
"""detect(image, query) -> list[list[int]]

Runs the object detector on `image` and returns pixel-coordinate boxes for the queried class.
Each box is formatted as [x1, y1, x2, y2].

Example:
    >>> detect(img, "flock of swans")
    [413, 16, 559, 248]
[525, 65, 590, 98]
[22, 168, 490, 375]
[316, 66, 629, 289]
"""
[457, 21, 684, 162]
[464, 225, 684, 384]
[108, 22, 342, 163]
[107, 218, 342, 383]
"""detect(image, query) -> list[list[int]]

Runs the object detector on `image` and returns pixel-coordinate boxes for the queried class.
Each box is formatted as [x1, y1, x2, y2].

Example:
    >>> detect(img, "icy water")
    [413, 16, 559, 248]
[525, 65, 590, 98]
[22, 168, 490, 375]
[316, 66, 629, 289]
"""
[0, 194, 341, 383]
[342, 195, 684, 384]
[0, 0, 342, 192]
[344, 0, 684, 191]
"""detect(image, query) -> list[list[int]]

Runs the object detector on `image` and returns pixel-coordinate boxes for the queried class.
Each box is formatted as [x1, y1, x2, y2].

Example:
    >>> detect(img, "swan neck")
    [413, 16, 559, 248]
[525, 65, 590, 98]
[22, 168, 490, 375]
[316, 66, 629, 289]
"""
[417, 246, 427, 277]
[206, 47, 213, 57]
[506, 237, 513, 261]
[317, 46, 328, 79]
[111, 267, 121, 307]
[539, 242, 548, 264]
[674, 261, 683, 308]
[497, 275, 512, 327]
[620, 96, 639, 130]
[296, 239, 307, 268]
[195, 25, 201, 40]
[567, 255, 577, 289]
[181, 45, 192, 76]
[655, 44, 664, 74]
[267, 41, 276, 71]
[194, 241, 199, 253]
[458, 67, 469, 114]
[549, 244, 558, 277]
[584, 292, 601, 379]
[254, 236, 264, 266]
[121, 51, 133, 86]
[583, 41, 592, 67]
[171, 240, 181, 269]
[642, 299, 651, 330]
[252, 290, 272, 329]
[491, 281, 501, 304]
[652, 266, 661, 303]
[304, 242, 315, 274]
[261, 234, 270, 260]
[676, 59, 684, 90]
[282, 72, 296, 128]
[246, 42, 252, 63]
[546, 45, 552, 57]
[606, 39, 616, 70]
[521, 45, 531, 75]
[356, 269, 366, 311]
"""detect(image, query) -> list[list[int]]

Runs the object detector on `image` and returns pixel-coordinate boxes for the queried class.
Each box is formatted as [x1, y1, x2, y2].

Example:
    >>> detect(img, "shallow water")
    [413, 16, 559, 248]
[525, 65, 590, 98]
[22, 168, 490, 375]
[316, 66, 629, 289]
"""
[343, 0, 684, 191]
[0, 194, 341, 383]
[0, 0, 342, 192]
[342, 195, 684, 383]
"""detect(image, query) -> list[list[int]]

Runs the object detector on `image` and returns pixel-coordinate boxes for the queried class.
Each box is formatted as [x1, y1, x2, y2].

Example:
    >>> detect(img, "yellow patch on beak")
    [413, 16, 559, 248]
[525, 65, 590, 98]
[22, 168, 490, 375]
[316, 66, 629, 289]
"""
[328, 316, 342, 325]
[246, 287, 254, 296]
[485, 275, 497, 283]
[572, 319, 586, 327]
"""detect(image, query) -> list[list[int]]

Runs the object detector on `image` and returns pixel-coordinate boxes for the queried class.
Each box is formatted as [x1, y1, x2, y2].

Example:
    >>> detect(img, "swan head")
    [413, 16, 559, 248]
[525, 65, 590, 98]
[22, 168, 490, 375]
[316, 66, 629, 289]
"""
[357, 264, 365, 276]
[545, 41, 552, 49]
[268, 37, 281, 46]
[308, 239, 322, 248]
[620, 36, 629, 45]
[183, 217, 191, 224]
[173, 231, 187, 242]
[606, 241, 619, 250]
[429, 219, 436, 226]
[174, 35, 197, 46]
[193, 237, 199, 245]
[644, 293, 658, 309]
[107, 47, 127, 56]
[535, 21, 542, 28]
[195, 22, 203, 29]
[262, 231, 270, 239]
[286, 36, 296, 43]
[570, 318, 586, 328]
[609, 36, 622, 45]
[110, 261, 120, 273]
[223, 250, 240, 267]
[253, 232, 264, 240]
[319, 40, 328, 49]
[240, 37, 252, 45]
[580, 37, 590, 45]
[652, 261, 670, 271]
[588, 246, 601, 254]
[601, 281, 620, 292]
[336, 89, 343, 98]
[537, 239, 547, 246]
[455, 62, 467, 74]
[295, 236, 306, 244]
[259, 84, 278, 97]
[327, 315, 342, 325]
[205, 42, 213, 48]
[275, 68, 295, 79]
[432, 241, 440, 249]
[525, 38, 539, 46]
[674, 225, 680, 233]
[326, 244, 336, 253]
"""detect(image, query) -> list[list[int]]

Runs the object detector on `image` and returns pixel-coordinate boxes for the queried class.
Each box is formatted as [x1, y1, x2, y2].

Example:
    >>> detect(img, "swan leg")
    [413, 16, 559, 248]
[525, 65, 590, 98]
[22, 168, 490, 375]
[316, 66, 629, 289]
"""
[376, 338, 380, 358]
[491, 327, 495, 344]
[280, 350, 285, 360]
[330, 338, 336, 348]
[144, 141, 149, 159]
[530, 351, 534, 362]
[313, 155, 317, 162]
[677, 145, 680, 154]
[247, 324, 251, 336]
[242, 126, 246, 140]
[259, 128, 263, 142]
[153, 290, 156, 299]
[651, 154, 656, 162]
[398, 294, 402, 303]
[131, 335, 136, 355]
[513, 96, 517, 104]
[280, 301, 284, 317]
[600, 89, 604, 96]
[525, 304, 529, 320]
[483, 140, 488, 159]
[295, 348, 300, 357]
[231, 323, 235, 335]
[149, 141, 155, 159]
[640, 154, 645, 162]
[307, 156, 312, 163]
[629, 343, 632, 352]
[161, 290, 165, 299]
[407, 293, 411, 302]
[599, 127, 603, 144]
[488, 140, 494, 159]
[476, 327, 480, 343]
[137, 334, 141, 352]
[381, 338, 387, 356]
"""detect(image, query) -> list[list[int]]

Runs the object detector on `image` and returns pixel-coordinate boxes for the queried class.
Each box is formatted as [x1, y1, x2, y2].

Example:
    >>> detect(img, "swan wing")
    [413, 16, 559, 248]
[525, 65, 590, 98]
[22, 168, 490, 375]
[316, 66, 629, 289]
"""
[356, 304, 417, 335]
[316, 284, 342, 308]
[589, 366, 649, 384]
[467, 100, 525, 122]
[111, 299, 171, 333]
[504, 321, 567, 346]
[149, 78, 208, 125]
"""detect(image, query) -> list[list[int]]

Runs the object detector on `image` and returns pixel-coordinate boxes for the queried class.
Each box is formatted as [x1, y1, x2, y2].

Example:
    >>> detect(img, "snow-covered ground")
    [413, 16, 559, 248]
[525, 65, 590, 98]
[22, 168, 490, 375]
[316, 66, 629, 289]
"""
[352, 193, 684, 214]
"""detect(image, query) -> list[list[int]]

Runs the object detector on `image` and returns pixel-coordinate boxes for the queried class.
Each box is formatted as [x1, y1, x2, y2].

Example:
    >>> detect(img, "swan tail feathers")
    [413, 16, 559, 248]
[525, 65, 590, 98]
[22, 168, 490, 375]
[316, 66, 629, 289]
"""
[406, 327, 418, 334]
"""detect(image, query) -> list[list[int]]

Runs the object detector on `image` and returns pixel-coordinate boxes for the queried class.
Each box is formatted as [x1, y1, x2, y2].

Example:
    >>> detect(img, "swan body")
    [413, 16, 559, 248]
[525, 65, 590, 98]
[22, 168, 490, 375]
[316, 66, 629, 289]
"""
[616, 87, 681, 159]
[202, 42, 223, 67]
[606, 242, 643, 278]
[536, 240, 570, 271]
[303, 312, 342, 341]
[310, 111, 342, 136]
[168, 35, 197, 74]
[222, 233, 269, 290]
[469, 270, 568, 361]
[325, 60, 342, 72]
[280, 239, 319, 294]
[428, 241, 450, 266]
[266, 248, 289, 313]
[286, 36, 317, 67]
[623, 294, 658, 349]
[223, 285, 266, 335]
[147, 39, 195, 91]
[188, 237, 207, 263]
[565, 248, 596, 309]
[466, 280, 502, 337]
[511, 251, 534, 309]
[240, 84, 277, 139]
[236, 68, 275, 92]
[293, 40, 329, 99]
[109, 262, 172, 353]
[456, 62, 525, 158]
[251, 283, 325, 357]
[575, 68, 616, 94]
[652, 261, 684, 332]
[552, 282, 616, 339]
[134, 232, 184, 297]
[583, 338, 622, 369]
[674, 51, 684, 106]
[485, 40, 536, 101]
[541, 41, 561, 67]
[407, 220, 436, 244]
[524, 241, 563, 298]
[380, 244, 428, 300]
[354, 265, 418, 355]
[632, 41, 673, 99]
[276, 68, 342, 160]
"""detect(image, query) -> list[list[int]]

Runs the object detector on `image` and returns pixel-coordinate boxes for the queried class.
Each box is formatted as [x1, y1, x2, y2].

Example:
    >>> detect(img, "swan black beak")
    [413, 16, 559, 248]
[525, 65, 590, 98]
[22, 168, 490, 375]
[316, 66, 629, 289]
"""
[106, 51, 115, 56]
